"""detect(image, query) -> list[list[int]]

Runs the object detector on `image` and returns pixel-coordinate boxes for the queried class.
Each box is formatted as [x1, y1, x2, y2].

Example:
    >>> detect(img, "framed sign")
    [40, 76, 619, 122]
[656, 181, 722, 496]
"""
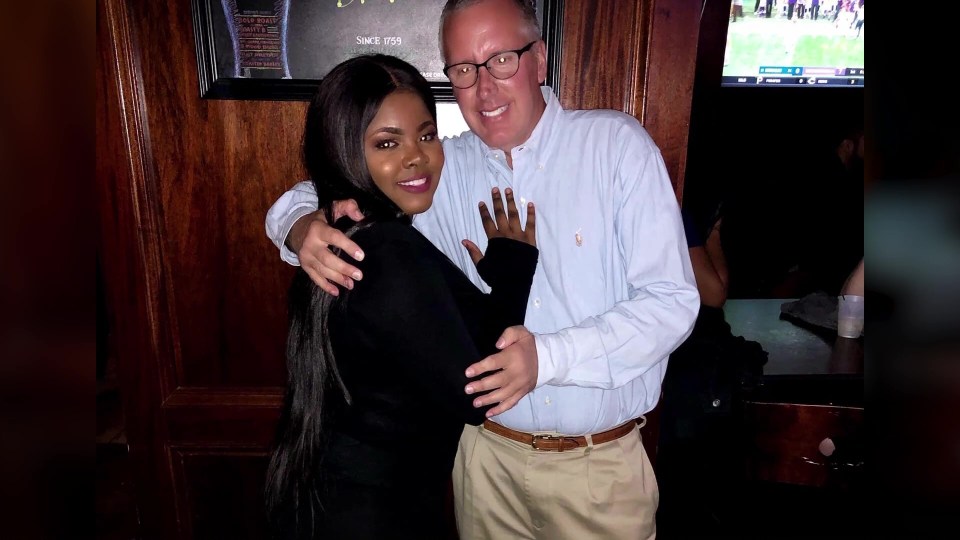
[191, 0, 563, 101]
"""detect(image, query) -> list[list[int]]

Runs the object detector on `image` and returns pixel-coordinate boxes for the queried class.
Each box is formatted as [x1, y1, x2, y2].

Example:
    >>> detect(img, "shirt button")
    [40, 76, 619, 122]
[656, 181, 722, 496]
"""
[533, 298, 541, 308]
[544, 396, 551, 405]
[537, 163, 544, 170]
[519, 197, 526, 205]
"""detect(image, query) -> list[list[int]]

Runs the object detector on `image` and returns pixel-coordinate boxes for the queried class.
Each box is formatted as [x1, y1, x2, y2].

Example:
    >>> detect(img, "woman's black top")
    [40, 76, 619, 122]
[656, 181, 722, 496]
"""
[316, 220, 538, 538]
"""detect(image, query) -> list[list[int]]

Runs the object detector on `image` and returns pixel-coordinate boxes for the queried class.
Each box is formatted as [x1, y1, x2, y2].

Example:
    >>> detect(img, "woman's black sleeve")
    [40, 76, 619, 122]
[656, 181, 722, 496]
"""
[347, 226, 533, 424]
[472, 237, 539, 350]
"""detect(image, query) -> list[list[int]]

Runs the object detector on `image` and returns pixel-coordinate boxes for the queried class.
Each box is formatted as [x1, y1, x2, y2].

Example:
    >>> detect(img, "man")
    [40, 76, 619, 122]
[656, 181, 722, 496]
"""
[265, 0, 698, 537]
[788, 126, 863, 296]
[731, 0, 744, 22]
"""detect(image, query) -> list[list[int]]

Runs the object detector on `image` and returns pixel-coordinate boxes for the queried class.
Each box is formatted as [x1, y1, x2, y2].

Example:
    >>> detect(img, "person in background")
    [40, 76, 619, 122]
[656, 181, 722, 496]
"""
[263, 1, 699, 537]
[731, 0, 745, 22]
[771, 123, 863, 298]
[685, 209, 729, 309]
[657, 206, 767, 538]
[854, 3, 864, 37]
[263, 54, 539, 539]
[842, 258, 864, 296]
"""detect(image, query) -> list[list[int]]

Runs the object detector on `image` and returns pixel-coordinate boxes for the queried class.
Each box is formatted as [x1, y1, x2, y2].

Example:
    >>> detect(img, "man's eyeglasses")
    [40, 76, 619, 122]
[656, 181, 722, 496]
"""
[443, 41, 538, 89]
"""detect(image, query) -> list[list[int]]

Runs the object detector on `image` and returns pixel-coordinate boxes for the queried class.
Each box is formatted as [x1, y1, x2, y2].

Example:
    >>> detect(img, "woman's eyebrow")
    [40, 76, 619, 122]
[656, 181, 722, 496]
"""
[370, 126, 403, 135]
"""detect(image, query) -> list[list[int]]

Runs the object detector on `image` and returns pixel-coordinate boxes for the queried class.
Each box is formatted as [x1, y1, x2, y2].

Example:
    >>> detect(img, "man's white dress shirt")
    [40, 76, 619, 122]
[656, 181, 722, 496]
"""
[266, 87, 699, 435]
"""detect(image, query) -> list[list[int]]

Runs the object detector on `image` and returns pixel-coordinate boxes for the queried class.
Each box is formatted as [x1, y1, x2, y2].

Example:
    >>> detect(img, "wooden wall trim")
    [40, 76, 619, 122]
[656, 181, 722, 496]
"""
[98, 0, 179, 535]
[163, 389, 283, 447]
[164, 387, 284, 408]
[636, 1, 701, 202]
[622, 1, 654, 119]
[104, 0, 183, 395]
[558, 0, 646, 112]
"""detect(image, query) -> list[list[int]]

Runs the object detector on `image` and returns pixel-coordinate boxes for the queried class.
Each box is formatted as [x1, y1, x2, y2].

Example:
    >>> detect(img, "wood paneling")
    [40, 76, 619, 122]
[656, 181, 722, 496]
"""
[164, 389, 282, 445]
[129, 0, 302, 388]
[97, 0, 177, 534]
[98, 0, 297, 534]
[172, 450, 272, 540]
[637, 2, 701, 201]
[558, 1, 651, 113]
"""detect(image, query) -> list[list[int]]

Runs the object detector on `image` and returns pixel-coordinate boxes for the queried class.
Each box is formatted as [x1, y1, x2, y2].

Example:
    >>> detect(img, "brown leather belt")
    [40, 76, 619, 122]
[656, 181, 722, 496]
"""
[482, 419, 638, 452]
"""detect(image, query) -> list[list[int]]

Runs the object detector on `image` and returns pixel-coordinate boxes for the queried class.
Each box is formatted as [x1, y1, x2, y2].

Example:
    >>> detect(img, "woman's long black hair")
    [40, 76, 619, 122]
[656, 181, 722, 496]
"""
[264, 54, 437, 538]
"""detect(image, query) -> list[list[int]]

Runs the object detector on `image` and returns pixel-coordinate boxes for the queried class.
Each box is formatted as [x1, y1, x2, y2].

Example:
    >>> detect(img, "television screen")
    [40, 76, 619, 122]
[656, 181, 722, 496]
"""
[721, 1, 864, 87]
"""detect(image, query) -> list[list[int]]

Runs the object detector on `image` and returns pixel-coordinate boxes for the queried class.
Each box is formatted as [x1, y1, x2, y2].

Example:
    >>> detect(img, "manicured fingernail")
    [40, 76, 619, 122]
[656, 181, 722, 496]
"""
[486, 411, 494, 418]
[352, 271, 362, 280]
[329, 288, 339, 297]
[465, 369, 475, 377]
[354, 250, 365, 261]
[505, 188, 512, 195]
[478, 201, 485, 207]
[465, 385, 474, 394]
[496, 339, 505, 348]
[492, 187, 499, 194]
[473, 399, 483, 408]
[345, 278, 354, 290]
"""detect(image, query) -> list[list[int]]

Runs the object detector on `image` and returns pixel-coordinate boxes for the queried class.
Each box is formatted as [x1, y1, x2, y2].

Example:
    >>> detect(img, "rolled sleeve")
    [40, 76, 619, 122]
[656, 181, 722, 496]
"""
[264, 181, 319, 266]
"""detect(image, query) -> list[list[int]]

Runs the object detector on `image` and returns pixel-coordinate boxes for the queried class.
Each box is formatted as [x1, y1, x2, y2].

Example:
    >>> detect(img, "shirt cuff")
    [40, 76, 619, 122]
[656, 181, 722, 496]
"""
[534, 334, 558, 388]
[278, 205, 316, 266]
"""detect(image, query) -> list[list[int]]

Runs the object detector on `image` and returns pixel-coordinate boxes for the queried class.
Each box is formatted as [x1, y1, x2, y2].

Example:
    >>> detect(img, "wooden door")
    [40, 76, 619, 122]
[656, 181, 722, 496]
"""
[96, 0, 699, 537]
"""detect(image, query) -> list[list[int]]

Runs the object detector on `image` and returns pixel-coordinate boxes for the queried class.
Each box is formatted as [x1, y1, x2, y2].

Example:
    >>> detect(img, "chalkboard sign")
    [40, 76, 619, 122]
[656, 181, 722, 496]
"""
[191, 0, 563, 101]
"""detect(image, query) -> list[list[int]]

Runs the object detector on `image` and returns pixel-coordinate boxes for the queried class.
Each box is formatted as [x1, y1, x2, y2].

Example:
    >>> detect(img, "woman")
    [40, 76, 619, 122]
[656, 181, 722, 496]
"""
[264, 55, 539, 539]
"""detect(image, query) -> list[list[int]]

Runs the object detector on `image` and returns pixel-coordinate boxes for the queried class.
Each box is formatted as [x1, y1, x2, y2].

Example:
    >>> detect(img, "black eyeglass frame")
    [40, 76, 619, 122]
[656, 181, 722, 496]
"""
[442, 40, 539, 89]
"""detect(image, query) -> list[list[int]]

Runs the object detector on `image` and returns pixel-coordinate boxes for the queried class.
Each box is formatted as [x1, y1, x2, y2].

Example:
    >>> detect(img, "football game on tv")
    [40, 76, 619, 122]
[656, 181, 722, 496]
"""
[722, 0, 864, 87]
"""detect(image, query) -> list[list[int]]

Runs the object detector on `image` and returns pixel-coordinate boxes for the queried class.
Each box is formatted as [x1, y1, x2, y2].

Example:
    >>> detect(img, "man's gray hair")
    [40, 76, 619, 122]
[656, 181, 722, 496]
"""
[438, 0, 542, 62]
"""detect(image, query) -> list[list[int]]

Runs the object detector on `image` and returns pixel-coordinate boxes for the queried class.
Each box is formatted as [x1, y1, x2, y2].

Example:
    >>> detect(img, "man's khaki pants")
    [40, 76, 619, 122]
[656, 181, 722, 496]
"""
[452, 422, 658, 539]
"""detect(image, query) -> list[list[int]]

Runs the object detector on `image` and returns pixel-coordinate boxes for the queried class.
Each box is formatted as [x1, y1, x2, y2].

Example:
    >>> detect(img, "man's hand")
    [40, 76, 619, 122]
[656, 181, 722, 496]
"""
[286, 200, 365, 296]
[464, 326, 538, 417]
